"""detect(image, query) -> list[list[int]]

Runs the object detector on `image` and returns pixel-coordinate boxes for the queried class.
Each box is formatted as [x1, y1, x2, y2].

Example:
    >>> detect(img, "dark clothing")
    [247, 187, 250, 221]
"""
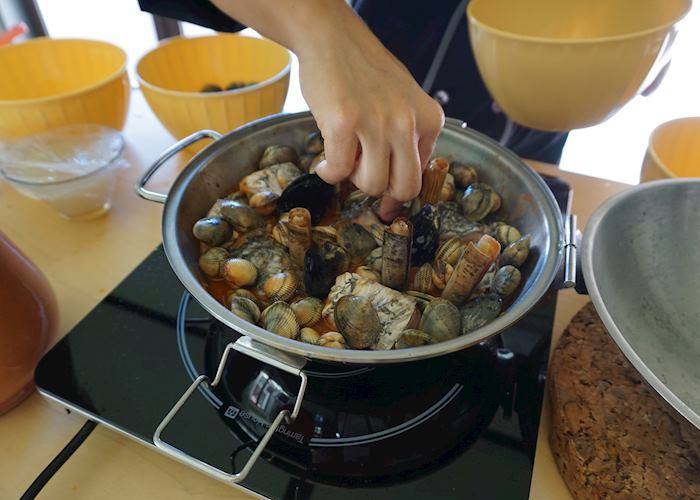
[139, 0, 567, 164]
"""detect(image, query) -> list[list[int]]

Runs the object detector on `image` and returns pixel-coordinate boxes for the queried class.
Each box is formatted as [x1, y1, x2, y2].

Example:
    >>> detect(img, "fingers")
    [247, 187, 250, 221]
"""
[314, 125, 359, 185]
[350, 130, 390, 198]
[417, 100, 444, 170]
[386, 115, 422, 202]
[379, 195, 405, 222]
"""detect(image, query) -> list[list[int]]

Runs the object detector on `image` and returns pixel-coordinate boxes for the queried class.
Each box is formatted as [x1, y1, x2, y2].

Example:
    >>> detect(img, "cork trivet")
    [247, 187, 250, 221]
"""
[549, 302, 700, 500]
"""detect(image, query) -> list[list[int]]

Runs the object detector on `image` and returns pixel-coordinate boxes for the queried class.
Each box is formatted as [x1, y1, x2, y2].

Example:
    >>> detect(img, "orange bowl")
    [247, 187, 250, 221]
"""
[0, 38, 129, 138]
[640, 117, 700, 182]
[136, 35, 291, 150]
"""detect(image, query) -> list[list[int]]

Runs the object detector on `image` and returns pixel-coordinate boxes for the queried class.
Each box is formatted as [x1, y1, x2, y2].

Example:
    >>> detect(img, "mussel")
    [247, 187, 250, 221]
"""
[334, 295, 382, 349]
[492, 265, 522, 297]
[193, 216, 233, 247]
[278, 173, 335, 224]
[259, 145, 299, 169]
[261, 301, 299, 339]
[409, 204, 440, 266]
[304, 242, 350, 298]
[460, 294, 502, 334]
[229, 296, 261, 324]
[419, 299, 461, 343]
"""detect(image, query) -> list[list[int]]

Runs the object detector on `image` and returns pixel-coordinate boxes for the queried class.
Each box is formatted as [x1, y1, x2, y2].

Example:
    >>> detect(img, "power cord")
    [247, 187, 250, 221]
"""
[20, 420, 98, 500]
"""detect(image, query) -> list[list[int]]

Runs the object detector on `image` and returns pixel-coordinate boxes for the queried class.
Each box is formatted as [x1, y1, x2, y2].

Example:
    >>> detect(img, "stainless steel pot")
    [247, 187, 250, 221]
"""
[136, 111, 572, 483]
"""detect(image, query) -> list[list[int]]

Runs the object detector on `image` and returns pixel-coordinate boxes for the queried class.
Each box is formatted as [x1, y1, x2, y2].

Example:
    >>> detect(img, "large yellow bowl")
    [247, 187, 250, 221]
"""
[467, 0, 691, 131]
[136, 35, 291, 150]
[0, 38, 129, 138]
[640, 117, 700, 182]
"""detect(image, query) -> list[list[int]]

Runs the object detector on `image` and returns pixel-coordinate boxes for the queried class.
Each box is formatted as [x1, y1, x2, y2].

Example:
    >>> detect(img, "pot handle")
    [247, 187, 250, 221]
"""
[153, 336, 308, 484]
[561, 213, 578, 289]
[135, 130, 222, 204]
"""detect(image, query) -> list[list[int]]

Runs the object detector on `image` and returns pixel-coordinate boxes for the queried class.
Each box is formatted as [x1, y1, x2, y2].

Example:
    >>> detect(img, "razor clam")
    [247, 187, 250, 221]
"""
[440, 173, 456, 202]
[396, 329, 433, 349]
[492, 265, 522, 297]
[420, 157, 449, 206]
[381, 217, 412, 290]
[304, 242, 350, 298]
[338, 222, 378, 265]
[229, 296, 261, 324]
[193, 216, 233, 247]
[286, 207, 312, 269]
[262, 272, 299, 303]
[223, 258, 258, 287]
[219, 199, 262, 232]
[259, 145, 299, 169]
[409, 204, 440, 266]
[278, 173, 335, 224]
[318, 331, 346, 349]
[291, 297, 324, 327]
[419, 299, 461, 343]
[334, 295, 382, 349]
[442, 235, 501, 306]
[500, 235, 531, 268]
[198, 247, 229, 279]
[461, 183, 500, 222]
[449, 161, 478, 188]
[261, 301, 299, 339]
[460, 294, 503, 335]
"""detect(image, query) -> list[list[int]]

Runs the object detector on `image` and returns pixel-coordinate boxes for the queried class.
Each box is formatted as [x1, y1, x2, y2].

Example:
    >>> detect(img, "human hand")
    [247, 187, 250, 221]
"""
[295, 6, 444, 221]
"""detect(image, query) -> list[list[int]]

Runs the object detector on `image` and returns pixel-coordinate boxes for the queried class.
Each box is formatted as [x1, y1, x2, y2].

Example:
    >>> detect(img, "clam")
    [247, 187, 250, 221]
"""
[461, 183, 500, 222]
[272, 221, 289, 247]
[492, 224, 522, 248]
[366, 247, 383, 272]
[370, 223, 387, 246]
[343, 189, 369, 210]
[225, 191, 249, 203]
[355, 266, 381, 282]
[419, 298, 461, 343]
[261, 301, 299, 339]
[227, 288, 264, 310]
[304, 131, 324, 155]
[338, 223, 378, 264]
[311, 226, 338, 247]
[262, 272, 299, 302]
[318, 332, 346, 349]
[492, 265, 522, 297]
[278, 173, 335, 224]
[299, 327, 321, 345]
[396, 329, 432, 349]
[409, 204, 440, 266]
[404, 290, 435, 313]
[304, 242, 350, 298]
[460, 294, 503, 335]
[411, 263, 434, 293]
[219, 199, 262, 232]
[229, 296, 261, 324]
[431, 259, 454, 290]
[291, 297, 324, 327]
[334, 295, 382, 349]
[300, 153, 316, 172]
[440, 173, 456, 202]
[435, 237, 464, 266]
[206, 199, 225, 218]
[193, 217, 233, 246]
[223, 258, 258, 287]
[198, 247, 229, 278]
[449, 161, 478, 188]
[259, 145, 299, 169]
[249, 191, 279, 215]
[500, 235, 531, 268]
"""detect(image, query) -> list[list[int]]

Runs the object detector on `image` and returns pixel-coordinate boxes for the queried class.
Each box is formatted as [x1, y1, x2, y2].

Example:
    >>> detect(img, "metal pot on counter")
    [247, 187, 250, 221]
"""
[135, 111, 574, 483]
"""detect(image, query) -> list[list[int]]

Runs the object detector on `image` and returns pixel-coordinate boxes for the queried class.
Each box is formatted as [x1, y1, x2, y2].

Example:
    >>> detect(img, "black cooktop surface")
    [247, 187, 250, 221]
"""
[36, 176, 571, 499]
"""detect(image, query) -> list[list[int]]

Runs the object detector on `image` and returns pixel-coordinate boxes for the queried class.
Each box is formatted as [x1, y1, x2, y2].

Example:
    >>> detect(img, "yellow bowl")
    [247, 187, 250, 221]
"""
[467, 0, 691, 132]
[0, 38, 129, 138]
[640, 117, 700, 182]
[136, 35, 291, 150]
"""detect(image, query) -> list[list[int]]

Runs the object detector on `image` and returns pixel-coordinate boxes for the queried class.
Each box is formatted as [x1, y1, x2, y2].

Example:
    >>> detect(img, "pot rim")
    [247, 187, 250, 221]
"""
[162, 111, 564, 364]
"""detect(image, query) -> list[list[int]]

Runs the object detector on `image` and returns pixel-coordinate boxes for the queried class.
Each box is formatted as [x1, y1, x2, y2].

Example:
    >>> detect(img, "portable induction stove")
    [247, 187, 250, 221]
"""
[36, 175, 572, 499]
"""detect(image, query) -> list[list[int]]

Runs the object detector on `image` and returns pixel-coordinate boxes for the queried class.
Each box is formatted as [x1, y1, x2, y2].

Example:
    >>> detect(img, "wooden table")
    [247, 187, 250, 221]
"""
[0, 90, 631, 499]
